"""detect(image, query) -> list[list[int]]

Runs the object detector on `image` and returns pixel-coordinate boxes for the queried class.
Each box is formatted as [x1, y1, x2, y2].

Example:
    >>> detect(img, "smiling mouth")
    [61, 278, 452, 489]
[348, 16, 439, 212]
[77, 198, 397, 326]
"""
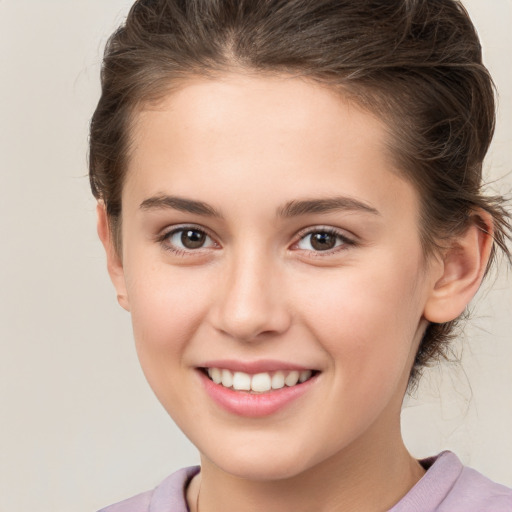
[201, 368, 319, 394]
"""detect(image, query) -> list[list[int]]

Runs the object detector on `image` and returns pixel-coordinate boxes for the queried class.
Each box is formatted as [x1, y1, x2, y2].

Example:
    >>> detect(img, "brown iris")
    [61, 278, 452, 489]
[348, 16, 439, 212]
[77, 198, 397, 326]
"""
[181, 229, 206, 249]
[310, 232, 337, 251]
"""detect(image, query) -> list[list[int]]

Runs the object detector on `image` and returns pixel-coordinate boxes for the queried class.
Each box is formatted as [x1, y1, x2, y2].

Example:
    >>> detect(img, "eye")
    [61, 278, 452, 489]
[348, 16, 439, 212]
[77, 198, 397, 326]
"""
[161, 226, 216, 253]
[296, 229, 353, 252]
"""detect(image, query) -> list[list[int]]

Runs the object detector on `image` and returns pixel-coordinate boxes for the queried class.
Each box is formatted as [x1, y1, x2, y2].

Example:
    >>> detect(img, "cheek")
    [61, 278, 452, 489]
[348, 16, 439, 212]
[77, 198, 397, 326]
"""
[295, 253, 426, 383]
[126, 262, 209, 343]
[124, 269, 215, 429]
[290, 261, 426, 446]
[123, 263, 212, 398]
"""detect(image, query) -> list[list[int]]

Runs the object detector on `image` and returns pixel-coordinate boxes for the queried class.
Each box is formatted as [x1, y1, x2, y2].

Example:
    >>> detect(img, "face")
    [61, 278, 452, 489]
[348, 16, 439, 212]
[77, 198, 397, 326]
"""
[108, 74, 441, 480]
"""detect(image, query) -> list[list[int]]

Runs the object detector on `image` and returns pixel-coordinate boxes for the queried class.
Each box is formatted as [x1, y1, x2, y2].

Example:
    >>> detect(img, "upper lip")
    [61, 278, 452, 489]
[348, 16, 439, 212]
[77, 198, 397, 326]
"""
[198, 359, 318, 374]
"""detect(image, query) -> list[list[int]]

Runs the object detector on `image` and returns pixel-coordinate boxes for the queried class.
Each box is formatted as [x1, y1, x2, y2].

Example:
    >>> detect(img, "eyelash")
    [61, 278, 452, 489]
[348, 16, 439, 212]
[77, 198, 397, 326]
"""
[292, 226, 356, 257]
[157, 225, 356, 257]
[157, 224, 218, 257]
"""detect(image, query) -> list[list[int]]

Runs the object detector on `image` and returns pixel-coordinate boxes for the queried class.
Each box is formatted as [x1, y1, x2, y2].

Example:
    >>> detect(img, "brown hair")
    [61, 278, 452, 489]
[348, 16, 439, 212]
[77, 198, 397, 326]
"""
[89, 0, 511, 384]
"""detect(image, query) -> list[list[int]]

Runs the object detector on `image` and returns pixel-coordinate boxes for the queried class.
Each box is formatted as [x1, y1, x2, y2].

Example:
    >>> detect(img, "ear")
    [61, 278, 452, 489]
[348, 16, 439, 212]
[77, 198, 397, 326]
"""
[423, 212, 494, 323]
[96, 203, 130, 311]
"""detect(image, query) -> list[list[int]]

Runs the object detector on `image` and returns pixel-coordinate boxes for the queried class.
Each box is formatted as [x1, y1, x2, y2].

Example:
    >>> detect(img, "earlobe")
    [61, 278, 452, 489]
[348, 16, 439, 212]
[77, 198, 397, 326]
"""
[96, 203, 131, 312]
[423, 213, 494, 324]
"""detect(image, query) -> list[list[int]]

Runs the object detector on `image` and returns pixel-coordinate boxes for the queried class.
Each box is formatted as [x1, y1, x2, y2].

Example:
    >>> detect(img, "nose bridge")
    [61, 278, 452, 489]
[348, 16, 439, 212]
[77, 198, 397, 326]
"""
[213, 243, 290, 341]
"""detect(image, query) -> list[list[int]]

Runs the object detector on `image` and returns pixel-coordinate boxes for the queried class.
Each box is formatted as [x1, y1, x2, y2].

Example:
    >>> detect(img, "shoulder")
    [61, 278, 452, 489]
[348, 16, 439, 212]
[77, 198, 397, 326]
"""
[442, 457, 512, 512]
[391, 451, 512, 512]
[97, 466, 200, 512]
[97, 490, 152, 512]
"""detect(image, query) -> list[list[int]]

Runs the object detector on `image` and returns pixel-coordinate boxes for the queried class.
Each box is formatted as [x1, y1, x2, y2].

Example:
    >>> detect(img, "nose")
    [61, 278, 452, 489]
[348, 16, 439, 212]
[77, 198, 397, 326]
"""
[210, 249, 292, 342]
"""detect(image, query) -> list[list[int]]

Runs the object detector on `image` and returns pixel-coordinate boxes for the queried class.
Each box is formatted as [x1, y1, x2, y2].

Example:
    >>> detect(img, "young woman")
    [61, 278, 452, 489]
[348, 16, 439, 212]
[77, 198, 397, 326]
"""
[90, 0, 512, 510]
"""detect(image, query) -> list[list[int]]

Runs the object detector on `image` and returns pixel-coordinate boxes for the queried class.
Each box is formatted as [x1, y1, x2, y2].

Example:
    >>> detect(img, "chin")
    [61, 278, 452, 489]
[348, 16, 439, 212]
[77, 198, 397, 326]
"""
[218, 459, 309, 482]
[200, 440, 319, 481]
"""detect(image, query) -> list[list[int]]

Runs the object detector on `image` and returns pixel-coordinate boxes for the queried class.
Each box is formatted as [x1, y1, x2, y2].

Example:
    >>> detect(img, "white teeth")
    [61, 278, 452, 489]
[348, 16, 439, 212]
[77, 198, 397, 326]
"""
[285, 370, 300, 387]
[233, 372, 251, 391]
[299, 370, 312, 383]
[211, 368, 222, 384]
[206, 368, 314, 392]
[251, 373, 272, 392]
[271, 371, 285, 390]
[221, 369, 233, 388]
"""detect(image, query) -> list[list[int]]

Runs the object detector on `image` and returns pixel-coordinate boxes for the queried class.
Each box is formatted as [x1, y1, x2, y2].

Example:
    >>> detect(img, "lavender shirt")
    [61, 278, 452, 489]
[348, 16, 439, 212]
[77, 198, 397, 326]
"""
[98, 452, 512, 511]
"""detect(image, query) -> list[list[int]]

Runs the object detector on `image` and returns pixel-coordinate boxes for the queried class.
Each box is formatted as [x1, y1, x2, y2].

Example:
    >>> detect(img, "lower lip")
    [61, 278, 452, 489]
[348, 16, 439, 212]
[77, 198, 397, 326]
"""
[198, 371, 318, 418]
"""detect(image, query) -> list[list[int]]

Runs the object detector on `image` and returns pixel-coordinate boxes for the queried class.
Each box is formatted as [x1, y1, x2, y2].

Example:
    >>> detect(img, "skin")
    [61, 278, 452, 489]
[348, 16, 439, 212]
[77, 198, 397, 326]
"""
[98, 73, 492, 512]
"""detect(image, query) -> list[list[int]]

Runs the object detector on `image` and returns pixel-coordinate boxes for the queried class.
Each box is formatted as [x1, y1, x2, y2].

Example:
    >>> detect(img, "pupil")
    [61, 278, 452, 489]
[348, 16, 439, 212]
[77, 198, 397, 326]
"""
[182, 230, 205, 249]
[311, 232, 336, 251]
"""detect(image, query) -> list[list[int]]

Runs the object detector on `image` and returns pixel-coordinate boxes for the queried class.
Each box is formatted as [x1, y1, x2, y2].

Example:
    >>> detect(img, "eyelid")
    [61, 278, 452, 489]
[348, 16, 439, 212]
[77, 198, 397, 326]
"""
[157, 223, 220, 254]
[155, 223, 356, 257]
[291, 225, 357, 254]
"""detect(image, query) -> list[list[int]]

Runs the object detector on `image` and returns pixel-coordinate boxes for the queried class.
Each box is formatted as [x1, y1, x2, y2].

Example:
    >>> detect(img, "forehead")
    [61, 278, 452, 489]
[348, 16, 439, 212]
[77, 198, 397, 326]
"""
[132, 73, 388, 156]
[125, 73, 417, 222]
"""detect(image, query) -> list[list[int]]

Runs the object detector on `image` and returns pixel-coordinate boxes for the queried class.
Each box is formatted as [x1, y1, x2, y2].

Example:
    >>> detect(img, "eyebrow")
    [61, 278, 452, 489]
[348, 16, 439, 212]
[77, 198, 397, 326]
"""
[140, 195, 223, 218]
[139, 194, 380, 218]
[277, 197, 380, 218]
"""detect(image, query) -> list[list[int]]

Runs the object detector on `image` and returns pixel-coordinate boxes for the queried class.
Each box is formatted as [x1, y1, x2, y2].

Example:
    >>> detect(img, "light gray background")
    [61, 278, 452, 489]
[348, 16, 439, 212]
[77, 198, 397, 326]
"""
[0, 1, 510, 511]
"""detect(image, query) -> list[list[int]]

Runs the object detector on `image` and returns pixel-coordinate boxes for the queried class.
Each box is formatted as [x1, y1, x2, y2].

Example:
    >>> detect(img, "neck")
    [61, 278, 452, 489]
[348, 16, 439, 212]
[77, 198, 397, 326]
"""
[189, 426, 424, 512]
